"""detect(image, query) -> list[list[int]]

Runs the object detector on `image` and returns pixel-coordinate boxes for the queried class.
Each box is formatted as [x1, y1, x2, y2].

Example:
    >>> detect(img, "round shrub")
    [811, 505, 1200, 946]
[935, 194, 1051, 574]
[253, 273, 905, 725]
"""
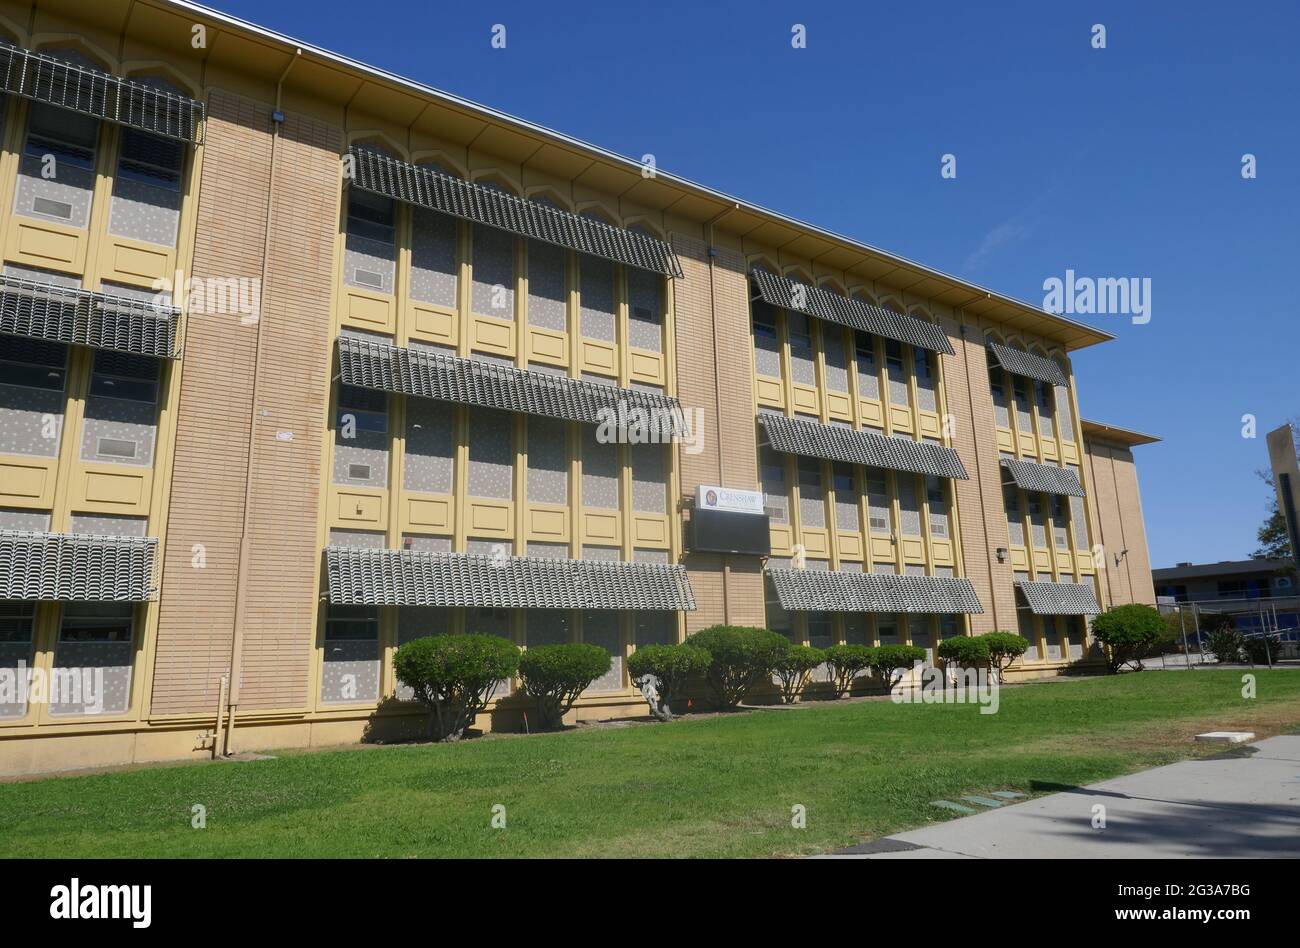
[871, 644, 927, 688]
[394, 634, 520, 741]
[772, 645, 826, 704]
[689, 625, 790, 709]
[980, 631, 1030, 678]
[822, 644, 875, 698]
[1091, 604, 1165, 673]
[1206, 627, 1244, 664]
[518, 643, 612, 730]
[627, 643, 711, 721]
[937, 635, 990, 667]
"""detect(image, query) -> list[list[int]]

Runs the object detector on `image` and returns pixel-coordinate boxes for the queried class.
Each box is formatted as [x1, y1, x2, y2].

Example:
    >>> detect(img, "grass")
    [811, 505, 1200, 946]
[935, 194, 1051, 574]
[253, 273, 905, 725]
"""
[3, 670, 1299, 858]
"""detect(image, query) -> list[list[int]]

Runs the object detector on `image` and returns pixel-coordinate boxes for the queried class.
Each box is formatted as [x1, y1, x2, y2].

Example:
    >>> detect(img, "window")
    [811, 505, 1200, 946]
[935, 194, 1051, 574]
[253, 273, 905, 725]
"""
[630, 442, 667, 514]
[627, 268, 663, 353]
[823, 327, 849, 393]
[1034, 380, 1055, 438]
[0, 602, 35, 719]
[586, 610, 624, 691]
[51, 602, 135, 716]
[579, 252, 615, 343]
[1016, 602, 1039, 661]
[526, 609, 571, 647]
[909, 615, 933, 662]
[334, 384, 388, 488]
[844, 614, 869, 646]
[855, 331, 880, 400]
[1053, 361, 1074, 440]
[988, 349, 1009, 428]
[1050, 494, 1069, 549]
[913, 346, 937, 411]
[759, 447, 789, 523]
[866, 469, 891, 533]
[321, 605, 379, 704]
[526, 416, 568, 506]
[411, 207, 459, 308]
[80, 351, 161, 468]
[344, 187, 396, 293]
[1068, 474, 1090, 547]
[0, 335, 68, 459]
[1004, 484, 1024, 546]
[1027, 492, 1047, 547]
[897, 472, 921, 537]
[468, 407, 514, 501]
[395, 606, 451, 699]
[832, 463, 860, 532]
[926, 475, 949, 539]
[939, 615, 961, 641]
[1042, 615, 1062, 661]
[752, 303, 781, 378]
[786, 312, 815, 386]
[1218, 580, 1263, 600]
[876, 615, 899, 645]
[884, 340, 909, 406]
[1012, 377, 1033, 433]
[17, 100, 100, 228]
[404, 398, 454, 494]
[797, 458, 825, 529]
[471, 222, 516, 320]
[110, 86, 186, 247]
[581, 427, 619, 510]
[808, 611, 833, 650]
[1064, 616, 1084, 659]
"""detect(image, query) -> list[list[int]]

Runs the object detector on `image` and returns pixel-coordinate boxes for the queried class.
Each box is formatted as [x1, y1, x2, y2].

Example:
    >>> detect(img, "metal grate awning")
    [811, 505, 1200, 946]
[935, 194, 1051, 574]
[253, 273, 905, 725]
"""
[1016, 580, 1100, 615]
[0, 275, 179, 359]
[757, 412, 967, 479]
[767, 567, 983, 614]
[986, 342, 1067, 387]
[1001, 457, 1085, 497]
[326, 547, 696, 611]
[0, 44, 203, 144]
[338, 335, 685, 433]
[750, 268, 953, 355]
[348, 146, 682, 277]
[0, 530, 158, 602]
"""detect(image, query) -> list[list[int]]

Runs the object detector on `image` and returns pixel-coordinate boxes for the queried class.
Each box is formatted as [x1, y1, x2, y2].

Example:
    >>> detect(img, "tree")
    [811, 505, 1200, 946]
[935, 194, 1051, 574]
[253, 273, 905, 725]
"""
[822, 644, 875, 698]
[394, 634, 520, 741]
[937, 635, 991, 668]
[1090, 604, 1165, 673]
[980, 632, 1029, 680]
[689, 626, 790, 709]
[627, 643, 711, 721]
[871, 644, 927, 689]
[772, 645, 825, 704]
[518, 643, 612, 730]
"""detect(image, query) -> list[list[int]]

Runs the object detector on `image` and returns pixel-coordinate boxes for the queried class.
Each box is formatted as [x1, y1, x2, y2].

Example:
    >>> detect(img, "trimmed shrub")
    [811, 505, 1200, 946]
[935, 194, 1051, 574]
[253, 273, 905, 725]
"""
[394, 634, 520, 741]
[980, 632, 1030, 679]
[772, 645, 826, 704]
[1206, 627, 1244, 664]
[1091, 604, 1165, 673]
[690, 625, 790, 709]
[871, 644, 927, 688]
[627, 643, 711, 721]
[518, 643, 612, 730]
[1243, 636, 1277, 665]
[937, 635, 991, 667]
[822, 644, 875, 698]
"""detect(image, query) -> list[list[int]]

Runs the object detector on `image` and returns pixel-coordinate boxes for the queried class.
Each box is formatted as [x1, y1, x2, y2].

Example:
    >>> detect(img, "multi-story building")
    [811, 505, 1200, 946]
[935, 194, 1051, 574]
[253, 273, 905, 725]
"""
[0, 0, 1158, 775]
[1154, 559, 1298, 640]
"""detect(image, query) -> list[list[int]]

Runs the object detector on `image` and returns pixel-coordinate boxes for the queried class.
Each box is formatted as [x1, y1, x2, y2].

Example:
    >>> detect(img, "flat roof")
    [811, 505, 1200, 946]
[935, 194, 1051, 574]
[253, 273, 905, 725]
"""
[1153, 559, 1295, 581]
[1081, 419, 1161, 447]
[133, 0, 1115, 351]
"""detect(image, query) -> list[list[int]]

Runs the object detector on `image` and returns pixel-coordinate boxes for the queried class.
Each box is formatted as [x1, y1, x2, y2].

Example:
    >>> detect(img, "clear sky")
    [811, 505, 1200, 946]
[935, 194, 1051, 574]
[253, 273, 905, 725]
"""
[203, 0, 1299, 568]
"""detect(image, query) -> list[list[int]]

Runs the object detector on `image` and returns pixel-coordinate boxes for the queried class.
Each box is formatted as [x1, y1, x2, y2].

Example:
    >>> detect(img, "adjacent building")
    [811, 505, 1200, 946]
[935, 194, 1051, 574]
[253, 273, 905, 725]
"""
[0, 0, 1159, 775]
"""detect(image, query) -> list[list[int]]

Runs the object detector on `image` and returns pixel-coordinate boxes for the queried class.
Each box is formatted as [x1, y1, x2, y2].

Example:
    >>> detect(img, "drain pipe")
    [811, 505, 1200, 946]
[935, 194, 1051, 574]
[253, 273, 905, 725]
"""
[223, 48, 302, 757]
[704, 203, 740, 622]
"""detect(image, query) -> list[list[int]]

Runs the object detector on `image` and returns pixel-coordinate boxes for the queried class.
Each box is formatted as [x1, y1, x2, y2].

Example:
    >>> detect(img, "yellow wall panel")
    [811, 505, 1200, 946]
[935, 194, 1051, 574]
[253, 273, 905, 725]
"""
[471, 314, 515, 356]
[580, 338, 616, 375]
[632, 513, 669, 546]
[0, 456, 55, 507]
[468, 499, 513, 536]
[7, 219, 86, 272]
[105, 239, 173, 284]
[410, 304, 457, 347]
[404, 495, 452, 532]
[333, 488, 386, 525]
[526, 504, 569, 540]
[343, 289, 394, 333]
[526, 326, 568, 366]
[582, 510, 620, 543]
[628, 348, 665, 386]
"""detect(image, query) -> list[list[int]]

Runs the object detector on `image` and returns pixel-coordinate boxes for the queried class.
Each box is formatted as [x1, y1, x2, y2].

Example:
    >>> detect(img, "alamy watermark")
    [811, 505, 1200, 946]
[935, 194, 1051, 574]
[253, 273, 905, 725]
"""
[1042, 269, 1151, 325]
[890, 663, 1000, 714]
[0, 662, 106, 714]
[595, 399, 705, 455]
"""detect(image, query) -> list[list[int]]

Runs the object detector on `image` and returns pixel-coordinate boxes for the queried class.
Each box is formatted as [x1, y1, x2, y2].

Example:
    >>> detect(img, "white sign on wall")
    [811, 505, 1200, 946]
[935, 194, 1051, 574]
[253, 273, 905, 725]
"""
[695, 485, 764, 515]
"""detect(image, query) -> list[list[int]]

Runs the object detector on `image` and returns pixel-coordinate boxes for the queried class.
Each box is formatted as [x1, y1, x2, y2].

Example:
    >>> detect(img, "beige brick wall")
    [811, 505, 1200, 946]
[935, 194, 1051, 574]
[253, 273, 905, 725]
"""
[149, 91, 272, 716]
[670, 233, 764, 629]
[1086, 438, 1156, 607]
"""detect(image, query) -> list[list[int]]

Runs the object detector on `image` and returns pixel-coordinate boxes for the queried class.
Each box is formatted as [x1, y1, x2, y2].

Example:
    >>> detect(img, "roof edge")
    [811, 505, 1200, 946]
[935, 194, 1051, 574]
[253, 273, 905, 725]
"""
[1081, 419, 1161, 447]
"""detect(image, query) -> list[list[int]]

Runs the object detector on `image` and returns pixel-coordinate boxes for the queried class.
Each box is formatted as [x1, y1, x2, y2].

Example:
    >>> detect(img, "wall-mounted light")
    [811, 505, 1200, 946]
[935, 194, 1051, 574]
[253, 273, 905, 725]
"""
[1114, 548, 1129, 566]
[996, 547, 1009, 563]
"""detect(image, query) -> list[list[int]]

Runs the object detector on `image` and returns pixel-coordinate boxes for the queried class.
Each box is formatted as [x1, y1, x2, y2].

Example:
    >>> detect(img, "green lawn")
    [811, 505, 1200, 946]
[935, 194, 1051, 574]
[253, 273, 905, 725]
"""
[3, 670, 1299, 858]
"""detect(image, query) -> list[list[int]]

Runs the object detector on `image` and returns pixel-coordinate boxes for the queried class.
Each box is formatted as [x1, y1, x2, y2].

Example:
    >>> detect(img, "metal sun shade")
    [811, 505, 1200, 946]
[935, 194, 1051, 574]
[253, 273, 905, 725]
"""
[347, 146, 683, 278]
[0, 275, 179, 359]
[0, 44, 203, 145]
[1016, 579, 1101, 616]
[326, 547, 696, 611]
[767, 567, 983, 614]
[986, 341, 1068, 387]
[1000, 457, 1085, 497]
[337, 335, 685, 434]
[0, 530, 158, 602]
[749, 267, 954, 355]
[757, 412, 968, 480]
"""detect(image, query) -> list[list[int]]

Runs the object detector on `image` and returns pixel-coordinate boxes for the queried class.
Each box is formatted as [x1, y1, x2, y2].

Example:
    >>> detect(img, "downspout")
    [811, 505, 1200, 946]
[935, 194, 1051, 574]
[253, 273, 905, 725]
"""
[704, 203, 740, 623]
[223, 47, 301, 757]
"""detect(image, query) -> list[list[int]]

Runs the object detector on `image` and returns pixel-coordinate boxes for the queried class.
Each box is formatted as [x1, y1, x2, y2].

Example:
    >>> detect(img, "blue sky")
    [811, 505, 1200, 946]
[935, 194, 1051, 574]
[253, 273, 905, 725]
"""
[205, 0, 1299, 567]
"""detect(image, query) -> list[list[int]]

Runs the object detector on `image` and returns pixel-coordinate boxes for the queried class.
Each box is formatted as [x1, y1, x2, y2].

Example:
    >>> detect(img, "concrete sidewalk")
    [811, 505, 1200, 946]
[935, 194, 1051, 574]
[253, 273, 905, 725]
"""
[821, 735, 1300, 858]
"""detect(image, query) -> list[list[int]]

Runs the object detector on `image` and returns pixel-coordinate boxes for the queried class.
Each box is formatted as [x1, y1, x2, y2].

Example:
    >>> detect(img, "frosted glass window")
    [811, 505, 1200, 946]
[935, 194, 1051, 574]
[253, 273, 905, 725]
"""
[579, 255, 615, 342]
[0, 335, 68, 459]
[411, 208, 459, 308]
[110, 123, 184, 247]
[1034, 380, 1055, 438]
[50, 602, 135, 716]
[897, 473, 921, 537]
[1069, 484, 1090, 547]
[0, 602, 35, 719]
[1004, 484, 1024, 546]
[855, 331, 880, 400]
[404, 399, 453, 494]
[526, 416, 568, 505]
[867, 469, 891, 534]
[1017, 607, 1039, 661]
[584, 610, 623, 691]
[1013, 377, 1033, 433]
[823, 327, 848, 392]
[913, 346, 937, 411]
[884, 340, 909, 406]
[334, 384, 388, 488]
[471, 223, 515, 319]
[80, 351, 160, 468]
[797, 458, 825, 529]
[833, 463, 860, 532]
[581, 430, 619, 509]
[752, 303, 781, 378]
[343, 188, 396, 293]
[320, 605, 379, 705]
[1028, 492, 1047, 547]
[787, 312, 815, 386]
[526, 609, 571, 647]
[926, 475, 949, 539]
[630, 442, 667, 514]
[760, 447, 789, 524]
[1050, 494, 1070, 550]
[627, 268, 663, 352]
[526, 239, 567, 332]
[467, 407, 514, 500]
[989, 362, 1009, 428]
[16, 99, 99, 229]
